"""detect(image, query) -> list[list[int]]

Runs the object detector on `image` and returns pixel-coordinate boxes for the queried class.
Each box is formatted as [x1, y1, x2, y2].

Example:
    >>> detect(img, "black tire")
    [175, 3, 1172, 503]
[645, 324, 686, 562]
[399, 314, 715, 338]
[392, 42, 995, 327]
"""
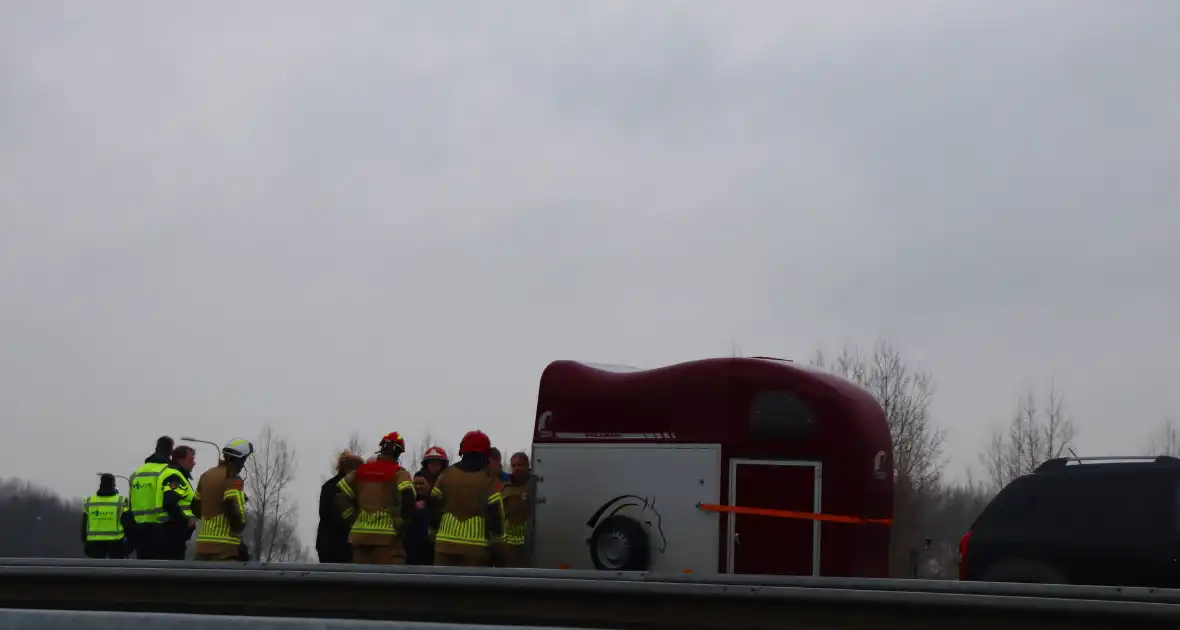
[979, 559, 1068, 584]
[589, 515, 651, 571]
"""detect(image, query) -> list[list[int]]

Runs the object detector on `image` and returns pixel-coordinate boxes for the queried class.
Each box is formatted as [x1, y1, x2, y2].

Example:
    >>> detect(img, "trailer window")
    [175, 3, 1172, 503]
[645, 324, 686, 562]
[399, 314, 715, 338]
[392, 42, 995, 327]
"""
[749, 391, 816, 439]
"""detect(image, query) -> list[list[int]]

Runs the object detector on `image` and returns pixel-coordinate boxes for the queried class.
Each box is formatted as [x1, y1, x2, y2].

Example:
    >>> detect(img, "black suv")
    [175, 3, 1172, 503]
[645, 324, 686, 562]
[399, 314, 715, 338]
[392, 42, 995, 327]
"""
[959, 455, 1180, 587]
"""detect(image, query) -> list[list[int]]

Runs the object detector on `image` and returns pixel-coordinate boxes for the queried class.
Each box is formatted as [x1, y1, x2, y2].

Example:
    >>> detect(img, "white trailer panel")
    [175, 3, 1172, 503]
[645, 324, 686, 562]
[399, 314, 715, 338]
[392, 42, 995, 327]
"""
[531, 442, 722, 574]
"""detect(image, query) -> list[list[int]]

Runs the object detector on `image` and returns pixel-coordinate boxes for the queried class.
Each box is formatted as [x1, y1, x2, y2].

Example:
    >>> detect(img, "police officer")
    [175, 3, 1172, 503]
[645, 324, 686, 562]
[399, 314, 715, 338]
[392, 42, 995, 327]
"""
[128, 436, 174, 559]
[156, 445, 200, 560]
[82, 474, 132, 559]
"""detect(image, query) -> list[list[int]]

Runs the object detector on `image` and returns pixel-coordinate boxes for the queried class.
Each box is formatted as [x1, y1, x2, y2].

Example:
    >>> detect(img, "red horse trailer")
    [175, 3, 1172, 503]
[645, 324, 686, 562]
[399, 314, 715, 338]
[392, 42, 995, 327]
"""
[529, 357, 893, 577]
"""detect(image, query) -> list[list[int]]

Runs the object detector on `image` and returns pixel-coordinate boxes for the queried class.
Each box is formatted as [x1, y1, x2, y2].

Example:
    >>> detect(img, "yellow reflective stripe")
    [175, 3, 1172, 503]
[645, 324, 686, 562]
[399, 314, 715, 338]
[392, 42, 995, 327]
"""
[430, 486, 442, 498]
[396, 480, 413, 492]
[352, 509, 398, 535]
[436, 513, 487, 546]
[84, 495, 125, 540]
[487, 492, 502, 505]
[196, 514, 241, 545]
[505, 521, 527, 545]
[336, 477, 355, 498]
[224, 488, 247, 527]
[341, 507, 355, 520]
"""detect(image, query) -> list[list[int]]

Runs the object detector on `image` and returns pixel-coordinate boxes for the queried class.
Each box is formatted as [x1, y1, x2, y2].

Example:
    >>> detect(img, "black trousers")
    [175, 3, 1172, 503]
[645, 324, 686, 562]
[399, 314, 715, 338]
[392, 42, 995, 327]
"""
[317, 541, 352, 564]
[134, 523, 190, 560]
[84, 540, 128, 559]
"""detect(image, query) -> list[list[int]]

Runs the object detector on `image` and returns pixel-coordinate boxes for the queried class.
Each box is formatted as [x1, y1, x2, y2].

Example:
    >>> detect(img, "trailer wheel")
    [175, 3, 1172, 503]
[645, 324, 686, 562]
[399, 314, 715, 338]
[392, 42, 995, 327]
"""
[589, 515, 651, 571]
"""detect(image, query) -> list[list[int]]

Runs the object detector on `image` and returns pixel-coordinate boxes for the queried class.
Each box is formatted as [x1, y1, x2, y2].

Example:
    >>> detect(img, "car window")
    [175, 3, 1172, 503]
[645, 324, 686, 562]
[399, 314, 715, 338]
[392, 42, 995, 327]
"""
[748, 390, 816, 440]
[1056, 472, 1171, 538]
[974, 475, 1055, 528]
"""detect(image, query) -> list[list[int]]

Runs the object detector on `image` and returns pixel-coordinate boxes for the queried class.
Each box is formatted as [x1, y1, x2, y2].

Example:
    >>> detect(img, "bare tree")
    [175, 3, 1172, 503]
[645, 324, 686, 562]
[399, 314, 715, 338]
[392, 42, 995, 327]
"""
[245, 424, 304, 562]
[982, 381, 1076, 489]
[346, 431, 366, 456]
[811, 339, 946, 576]
[410, 430, 438, 469]
[1147, 417, 1180, 457]
[329, 431, 367, 474]
[812, 339, 945, 494]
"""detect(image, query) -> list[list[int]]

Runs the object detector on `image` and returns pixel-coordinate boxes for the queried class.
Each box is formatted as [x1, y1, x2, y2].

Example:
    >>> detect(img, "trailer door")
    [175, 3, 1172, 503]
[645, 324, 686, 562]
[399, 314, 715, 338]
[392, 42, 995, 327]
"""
[727, 459, 821, 576]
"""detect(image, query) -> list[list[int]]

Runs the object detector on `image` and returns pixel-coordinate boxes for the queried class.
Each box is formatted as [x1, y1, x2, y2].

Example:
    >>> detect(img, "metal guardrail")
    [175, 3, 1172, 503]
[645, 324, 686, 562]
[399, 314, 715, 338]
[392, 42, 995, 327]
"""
[1, 559, 1179, 629]
[0, 609, 589, 630]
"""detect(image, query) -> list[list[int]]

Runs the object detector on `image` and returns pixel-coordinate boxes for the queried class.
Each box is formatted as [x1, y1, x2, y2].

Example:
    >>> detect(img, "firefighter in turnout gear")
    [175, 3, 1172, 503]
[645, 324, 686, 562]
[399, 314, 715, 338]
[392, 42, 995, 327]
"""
[194, 439, 253, 561]
[429, 430, 505, 567]
[128, 436, 174, 559]
[497, 452, 533, 567]
[82, 473, 132, 559]
[335, 431, 416, 565]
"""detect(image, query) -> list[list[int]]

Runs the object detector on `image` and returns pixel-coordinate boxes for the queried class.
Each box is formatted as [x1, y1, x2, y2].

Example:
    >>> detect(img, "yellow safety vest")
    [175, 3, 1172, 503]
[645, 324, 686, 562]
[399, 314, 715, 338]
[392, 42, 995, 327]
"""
[158, 468, 195, 520]
[84, 494, 126, 542]
[129, 462, 169, 524]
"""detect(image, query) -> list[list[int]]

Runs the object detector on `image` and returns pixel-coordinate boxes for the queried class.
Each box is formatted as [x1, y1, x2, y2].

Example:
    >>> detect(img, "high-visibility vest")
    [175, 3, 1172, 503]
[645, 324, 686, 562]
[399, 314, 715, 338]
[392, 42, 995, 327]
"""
[84, 494, 126, 542]
[129, 462, 169, 524]
[158, 468, 195, 520]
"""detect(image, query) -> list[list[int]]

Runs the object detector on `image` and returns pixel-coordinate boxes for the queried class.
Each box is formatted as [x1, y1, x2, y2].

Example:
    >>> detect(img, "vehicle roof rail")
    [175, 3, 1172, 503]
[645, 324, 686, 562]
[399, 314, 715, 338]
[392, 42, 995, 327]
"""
[1034, 455, 1176, 472]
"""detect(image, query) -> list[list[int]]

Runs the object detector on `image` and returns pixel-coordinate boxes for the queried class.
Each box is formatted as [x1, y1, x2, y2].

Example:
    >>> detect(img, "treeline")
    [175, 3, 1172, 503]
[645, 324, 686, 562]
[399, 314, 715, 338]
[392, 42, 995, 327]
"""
[812, 338, 1179, 578]
[0, 478, 86, 558]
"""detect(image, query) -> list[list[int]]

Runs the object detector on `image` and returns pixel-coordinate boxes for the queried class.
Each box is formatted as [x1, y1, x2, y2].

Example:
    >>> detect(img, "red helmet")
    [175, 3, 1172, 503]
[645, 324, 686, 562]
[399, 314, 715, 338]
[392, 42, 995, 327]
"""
[378, 431, 406, 455]
[459, 430, 491, 456]
[422, 446, 449, 463]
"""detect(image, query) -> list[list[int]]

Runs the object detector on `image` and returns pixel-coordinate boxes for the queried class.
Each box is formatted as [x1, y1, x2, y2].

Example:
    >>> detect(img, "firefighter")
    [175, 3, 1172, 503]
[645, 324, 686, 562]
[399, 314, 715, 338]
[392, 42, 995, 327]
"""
[335, 431, 416, 565]
[419, 446, 449, 478]
[194, 438, 253, 561]
[429, 430, 504, 567]
[156, 445, 199, 560]
[128, 436, 174, 559]
[498, 452, 534, 568]
[81, 474, 131, 559]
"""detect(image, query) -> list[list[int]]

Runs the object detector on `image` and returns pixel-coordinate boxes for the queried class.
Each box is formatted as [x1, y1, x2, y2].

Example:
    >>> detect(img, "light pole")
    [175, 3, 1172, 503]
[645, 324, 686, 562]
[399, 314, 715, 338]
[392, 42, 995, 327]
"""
[181, 436, 222, 461]
[95, 472, 130, 493]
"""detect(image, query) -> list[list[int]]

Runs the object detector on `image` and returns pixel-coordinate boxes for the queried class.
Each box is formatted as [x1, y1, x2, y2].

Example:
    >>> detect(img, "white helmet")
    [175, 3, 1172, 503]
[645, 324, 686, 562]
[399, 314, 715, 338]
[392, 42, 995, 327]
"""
[222, 438, 255, 461]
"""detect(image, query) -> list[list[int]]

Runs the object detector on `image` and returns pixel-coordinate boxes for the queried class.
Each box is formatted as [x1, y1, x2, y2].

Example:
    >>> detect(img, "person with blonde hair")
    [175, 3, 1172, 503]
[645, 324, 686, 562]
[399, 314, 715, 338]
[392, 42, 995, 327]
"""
[316, 450, 364, 564]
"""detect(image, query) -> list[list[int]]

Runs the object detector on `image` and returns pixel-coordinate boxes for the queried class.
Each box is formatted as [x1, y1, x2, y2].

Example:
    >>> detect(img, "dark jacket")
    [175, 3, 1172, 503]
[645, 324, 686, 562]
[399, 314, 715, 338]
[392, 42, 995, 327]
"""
[316, 473, 351, 563]
[403, 493, 434, 565]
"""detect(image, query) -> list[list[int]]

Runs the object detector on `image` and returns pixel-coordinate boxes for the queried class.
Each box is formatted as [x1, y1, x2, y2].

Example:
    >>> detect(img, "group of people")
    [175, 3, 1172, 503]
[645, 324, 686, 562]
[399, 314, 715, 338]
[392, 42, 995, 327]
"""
[81, 429, 535, 568]
[316, 430, 536, 567]
[82, 435, 256, 561]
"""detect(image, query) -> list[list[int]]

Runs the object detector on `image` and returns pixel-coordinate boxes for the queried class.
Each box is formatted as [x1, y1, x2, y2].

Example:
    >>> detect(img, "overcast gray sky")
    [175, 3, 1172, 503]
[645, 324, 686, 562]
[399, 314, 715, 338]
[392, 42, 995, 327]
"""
[2, 1, 1178, 547]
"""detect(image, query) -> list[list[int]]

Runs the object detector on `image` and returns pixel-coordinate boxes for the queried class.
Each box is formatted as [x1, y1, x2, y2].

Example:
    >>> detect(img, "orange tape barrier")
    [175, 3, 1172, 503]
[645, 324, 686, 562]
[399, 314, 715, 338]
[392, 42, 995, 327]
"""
[697, 503, 892, 526]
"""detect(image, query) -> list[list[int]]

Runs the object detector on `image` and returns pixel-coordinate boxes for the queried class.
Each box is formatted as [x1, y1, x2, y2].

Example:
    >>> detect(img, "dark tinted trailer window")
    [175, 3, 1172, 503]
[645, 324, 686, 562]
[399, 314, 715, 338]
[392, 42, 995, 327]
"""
[749, 391, 816, 439]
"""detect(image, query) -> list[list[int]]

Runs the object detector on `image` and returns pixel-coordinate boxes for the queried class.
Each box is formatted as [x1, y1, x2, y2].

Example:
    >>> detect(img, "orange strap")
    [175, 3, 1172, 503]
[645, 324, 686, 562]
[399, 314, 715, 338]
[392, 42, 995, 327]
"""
[697, 503, 892, 526]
